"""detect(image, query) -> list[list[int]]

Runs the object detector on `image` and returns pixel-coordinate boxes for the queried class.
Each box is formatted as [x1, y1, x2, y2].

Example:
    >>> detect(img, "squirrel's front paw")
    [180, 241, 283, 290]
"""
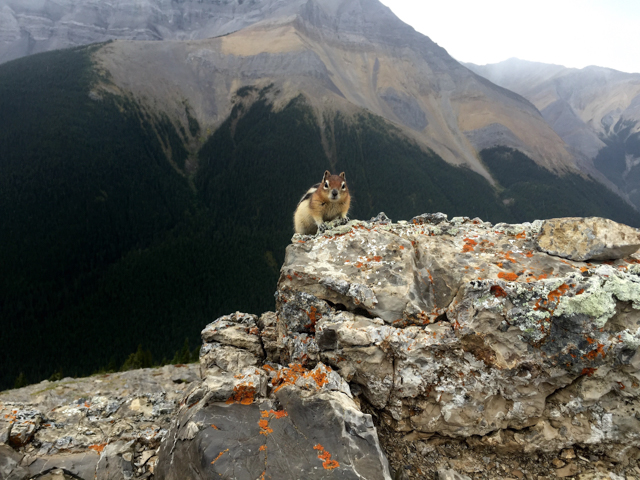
[340, 216, 350, 225]
[317, 223, 327, 234]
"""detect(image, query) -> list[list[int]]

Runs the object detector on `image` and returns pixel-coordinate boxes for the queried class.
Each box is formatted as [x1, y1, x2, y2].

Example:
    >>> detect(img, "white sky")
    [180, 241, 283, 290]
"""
[379, 0, 640, 74]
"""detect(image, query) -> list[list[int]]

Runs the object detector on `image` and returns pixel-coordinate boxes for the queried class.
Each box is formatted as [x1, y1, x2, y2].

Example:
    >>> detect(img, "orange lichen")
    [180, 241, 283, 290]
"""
[515, 231, 526, 239]
[498, 272, 518, 281]
[581, 367, 597, 377]
[211, 424, 219, 430]
[584, 343, 606, 361]
[462, 238, 478, 253]
[259, 445, 267, 451]
[313, 444, 340, 470]
[272, 363, 332, 393]
[88, 443, 107, 453]
[308, 368, 329, 388]
[226, 383, 256, 405]
[373, 255, 382, 262]
[618, 382, 626, 390]
[548, 284, 570, 303]
[272, 363, 306, 392]
[305, 306, 320, 331]
[490, 285, 508, 298]
[258, 419, 273, 435]
[211, 449, 229, 465]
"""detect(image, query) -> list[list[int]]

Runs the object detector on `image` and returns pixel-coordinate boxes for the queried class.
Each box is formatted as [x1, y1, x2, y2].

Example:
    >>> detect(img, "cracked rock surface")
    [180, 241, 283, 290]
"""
[278, 215, 640, 455]
[0, 364, 199, 479]
[156, 311, 391, 480]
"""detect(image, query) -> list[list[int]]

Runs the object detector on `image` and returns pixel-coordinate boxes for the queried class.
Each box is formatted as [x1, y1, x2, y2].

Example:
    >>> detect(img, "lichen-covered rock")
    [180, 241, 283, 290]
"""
[156, 362, 391, 480]
[0, 364, 199, 479]
[536, 217, 640, 261]
[279, 214, 640, 456]
[201, 311, 264, 358]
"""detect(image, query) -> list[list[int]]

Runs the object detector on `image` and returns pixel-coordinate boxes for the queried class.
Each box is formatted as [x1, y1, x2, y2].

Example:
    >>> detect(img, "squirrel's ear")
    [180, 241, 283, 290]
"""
[323, 170, 331, 180]
[339, 172, 346, 180]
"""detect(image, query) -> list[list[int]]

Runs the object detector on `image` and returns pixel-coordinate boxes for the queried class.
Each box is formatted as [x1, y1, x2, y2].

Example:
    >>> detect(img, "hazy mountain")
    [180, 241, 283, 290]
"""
[2, 0, 639, 390]
[467, 58, 640, 205]
[0, 0, 302, 62]
[1, 0, 577, 176]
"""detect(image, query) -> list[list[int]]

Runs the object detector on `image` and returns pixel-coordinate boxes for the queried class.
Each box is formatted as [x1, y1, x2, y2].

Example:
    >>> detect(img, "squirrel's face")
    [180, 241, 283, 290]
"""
[322, 171, 348, 202]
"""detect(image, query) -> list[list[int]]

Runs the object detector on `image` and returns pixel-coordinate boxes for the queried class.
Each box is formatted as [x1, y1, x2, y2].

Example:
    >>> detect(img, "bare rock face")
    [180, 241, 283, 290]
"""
[536, 217, 640, 261]
[0, 364, 199, 479]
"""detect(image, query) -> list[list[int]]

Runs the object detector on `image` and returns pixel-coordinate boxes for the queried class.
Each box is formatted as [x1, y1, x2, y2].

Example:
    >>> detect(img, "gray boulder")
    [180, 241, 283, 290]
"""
[536, 216, 640, 261]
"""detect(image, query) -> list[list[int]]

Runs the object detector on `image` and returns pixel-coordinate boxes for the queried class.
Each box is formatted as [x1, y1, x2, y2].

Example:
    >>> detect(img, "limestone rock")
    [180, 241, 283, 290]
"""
[201, 312, 264, 358]
[156, 362, 391, 480]
[0, 444, 27, 480]
[278, 215, 640, 451]
[536, 217, 640, 261]
[0, 364, 199, 479]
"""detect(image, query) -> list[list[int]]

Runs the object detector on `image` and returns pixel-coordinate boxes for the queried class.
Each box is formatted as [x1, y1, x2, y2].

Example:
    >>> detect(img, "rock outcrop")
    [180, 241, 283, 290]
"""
[537, 217, 640, 261]
[155, 312, 392, 480]
[3, 213, 640, 479]
[274, 214, 640, 456]
[0, 364, 199, 479]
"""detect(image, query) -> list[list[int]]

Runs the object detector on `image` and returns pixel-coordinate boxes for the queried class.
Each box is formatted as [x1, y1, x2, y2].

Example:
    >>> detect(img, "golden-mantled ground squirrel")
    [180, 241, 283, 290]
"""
[294, 171, 351, 235]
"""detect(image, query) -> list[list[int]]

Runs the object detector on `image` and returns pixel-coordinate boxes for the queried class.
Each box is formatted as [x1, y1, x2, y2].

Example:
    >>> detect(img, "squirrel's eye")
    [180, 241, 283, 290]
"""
[324, 181, 329, 188]
[341, 183, 346, 189]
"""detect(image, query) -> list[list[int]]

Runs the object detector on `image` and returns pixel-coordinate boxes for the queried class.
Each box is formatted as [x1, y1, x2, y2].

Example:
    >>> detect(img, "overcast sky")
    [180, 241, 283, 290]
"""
[379, 0, 640, 74]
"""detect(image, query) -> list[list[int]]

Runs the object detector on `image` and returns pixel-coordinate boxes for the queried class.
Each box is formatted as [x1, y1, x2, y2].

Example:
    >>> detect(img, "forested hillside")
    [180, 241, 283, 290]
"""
[1, 46, 639, 390]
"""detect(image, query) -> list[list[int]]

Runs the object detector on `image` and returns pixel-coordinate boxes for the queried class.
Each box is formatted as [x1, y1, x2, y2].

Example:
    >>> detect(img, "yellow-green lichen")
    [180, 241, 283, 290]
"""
[554, 271, 640, 327]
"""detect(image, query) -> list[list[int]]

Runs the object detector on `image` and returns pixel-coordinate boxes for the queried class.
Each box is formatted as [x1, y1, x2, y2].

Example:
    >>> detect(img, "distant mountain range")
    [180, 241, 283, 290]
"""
[466, 58, 640, 206]
[1, 0, 639, 390]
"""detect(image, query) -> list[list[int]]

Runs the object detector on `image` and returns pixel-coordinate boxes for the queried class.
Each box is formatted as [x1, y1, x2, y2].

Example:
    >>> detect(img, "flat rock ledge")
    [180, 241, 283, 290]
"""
[4, 213, 640, 480]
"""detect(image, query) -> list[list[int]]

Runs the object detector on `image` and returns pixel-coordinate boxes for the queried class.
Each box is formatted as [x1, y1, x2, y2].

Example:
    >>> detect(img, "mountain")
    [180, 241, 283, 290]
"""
[466, 58, 640, 206]
[2, 0, 640, 391]
[2, 0, 577, 174]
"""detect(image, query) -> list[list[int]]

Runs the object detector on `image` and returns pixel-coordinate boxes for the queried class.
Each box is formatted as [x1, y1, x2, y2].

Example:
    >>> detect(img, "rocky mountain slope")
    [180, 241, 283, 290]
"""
[3, 213, 640, 479]
[467, 58, 640, 206]
[2, 0, 576, 175]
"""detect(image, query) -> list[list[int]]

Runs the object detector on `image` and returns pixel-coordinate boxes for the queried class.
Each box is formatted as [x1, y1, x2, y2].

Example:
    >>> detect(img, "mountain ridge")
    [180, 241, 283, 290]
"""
[84, 0, 578, 180]
[466, 57, 640, 207]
